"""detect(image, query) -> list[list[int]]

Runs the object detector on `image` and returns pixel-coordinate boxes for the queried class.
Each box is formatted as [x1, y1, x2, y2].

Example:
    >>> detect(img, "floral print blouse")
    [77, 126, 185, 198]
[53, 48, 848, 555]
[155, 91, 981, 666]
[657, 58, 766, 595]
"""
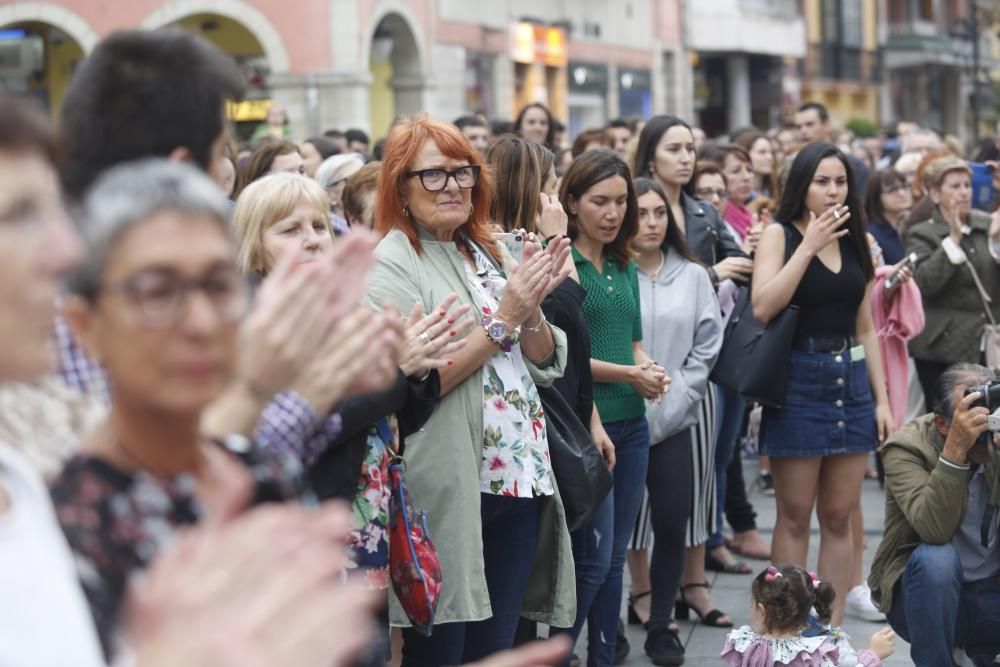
[49, 436, 309, 660]
[346, 418, 393, 590]
[464, 243, 554, 498]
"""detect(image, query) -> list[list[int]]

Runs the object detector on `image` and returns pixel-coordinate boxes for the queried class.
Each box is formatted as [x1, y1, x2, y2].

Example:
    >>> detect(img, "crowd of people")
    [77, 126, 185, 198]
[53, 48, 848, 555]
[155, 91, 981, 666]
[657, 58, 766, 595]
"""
[3, 24, 1000, 667]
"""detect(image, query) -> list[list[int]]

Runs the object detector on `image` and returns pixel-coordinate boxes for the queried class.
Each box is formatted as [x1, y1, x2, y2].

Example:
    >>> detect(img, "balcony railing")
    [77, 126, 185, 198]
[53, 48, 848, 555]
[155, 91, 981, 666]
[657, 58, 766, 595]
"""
[805, 44, 881, 84]
[888, 19, 943, 38]
[738, 0, 800, 19]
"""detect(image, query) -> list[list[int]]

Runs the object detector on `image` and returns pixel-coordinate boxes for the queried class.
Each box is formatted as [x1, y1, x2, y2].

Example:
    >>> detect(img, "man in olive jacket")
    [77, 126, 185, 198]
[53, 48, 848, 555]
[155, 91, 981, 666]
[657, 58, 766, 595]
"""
[869, 363, 1000, 666]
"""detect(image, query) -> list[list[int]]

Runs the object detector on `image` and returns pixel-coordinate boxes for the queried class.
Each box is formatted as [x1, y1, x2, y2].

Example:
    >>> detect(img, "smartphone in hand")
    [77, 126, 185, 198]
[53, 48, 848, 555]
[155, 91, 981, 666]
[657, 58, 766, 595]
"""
[494, 232, 525, 263]
[884, 252, 918, 290]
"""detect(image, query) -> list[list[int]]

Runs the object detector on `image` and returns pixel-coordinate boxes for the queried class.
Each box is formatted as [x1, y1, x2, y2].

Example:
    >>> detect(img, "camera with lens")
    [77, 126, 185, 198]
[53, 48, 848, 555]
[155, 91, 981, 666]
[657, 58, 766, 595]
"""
[965, 382, 1000, 441]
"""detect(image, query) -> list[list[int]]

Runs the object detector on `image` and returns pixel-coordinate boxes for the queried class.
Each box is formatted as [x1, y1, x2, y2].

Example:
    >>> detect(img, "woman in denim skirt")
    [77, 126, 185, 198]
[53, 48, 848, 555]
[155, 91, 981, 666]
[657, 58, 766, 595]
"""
[750, 142, 893, 626]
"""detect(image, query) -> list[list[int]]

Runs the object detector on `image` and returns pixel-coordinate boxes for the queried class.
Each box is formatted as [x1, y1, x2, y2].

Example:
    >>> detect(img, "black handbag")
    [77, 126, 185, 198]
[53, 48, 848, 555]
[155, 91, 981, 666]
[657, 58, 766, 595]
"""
[538, 384, 613, 532]
[710, 225, 799, 408]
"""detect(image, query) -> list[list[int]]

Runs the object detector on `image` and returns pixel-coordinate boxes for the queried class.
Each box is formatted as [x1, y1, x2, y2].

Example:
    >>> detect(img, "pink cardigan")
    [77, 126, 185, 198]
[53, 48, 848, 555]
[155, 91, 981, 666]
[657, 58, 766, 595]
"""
[871, 266, 925, 429]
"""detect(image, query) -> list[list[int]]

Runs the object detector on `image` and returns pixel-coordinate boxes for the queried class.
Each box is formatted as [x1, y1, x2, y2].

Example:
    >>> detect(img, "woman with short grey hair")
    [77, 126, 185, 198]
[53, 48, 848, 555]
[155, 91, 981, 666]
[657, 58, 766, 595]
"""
[52, 159, 315, 659]
[315, 152, 366, 221]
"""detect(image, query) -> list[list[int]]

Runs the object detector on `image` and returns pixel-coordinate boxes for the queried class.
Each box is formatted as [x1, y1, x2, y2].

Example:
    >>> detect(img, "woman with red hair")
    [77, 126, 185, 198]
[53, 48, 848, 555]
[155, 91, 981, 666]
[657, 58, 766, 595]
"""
[367, 116, 577, 665]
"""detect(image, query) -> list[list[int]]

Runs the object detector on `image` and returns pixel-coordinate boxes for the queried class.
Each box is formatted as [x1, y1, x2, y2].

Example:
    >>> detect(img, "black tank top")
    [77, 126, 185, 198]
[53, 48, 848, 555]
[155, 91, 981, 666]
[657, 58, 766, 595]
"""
[783, 223, 867, 338]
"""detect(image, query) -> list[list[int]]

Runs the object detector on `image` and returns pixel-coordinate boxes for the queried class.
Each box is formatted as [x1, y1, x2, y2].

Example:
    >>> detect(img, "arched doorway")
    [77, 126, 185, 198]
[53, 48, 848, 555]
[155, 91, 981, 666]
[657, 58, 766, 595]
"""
[368, 12, 426, 139]
[0, 22, 84, 114]
[141, 1, 291, 142]
[0, 4, 98, 116]
[164, 14, 271, 140]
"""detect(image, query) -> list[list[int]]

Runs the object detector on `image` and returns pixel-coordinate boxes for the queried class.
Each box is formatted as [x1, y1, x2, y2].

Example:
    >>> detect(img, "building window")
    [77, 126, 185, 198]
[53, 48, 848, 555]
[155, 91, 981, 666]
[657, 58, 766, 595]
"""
[917, 0, 936, 22]
[741, 0, 800, 18]
[888, 1, 905, 23]
[819, 0, 863, 81]
[841, 0, 862, 47]
[464, 52, 494, 117]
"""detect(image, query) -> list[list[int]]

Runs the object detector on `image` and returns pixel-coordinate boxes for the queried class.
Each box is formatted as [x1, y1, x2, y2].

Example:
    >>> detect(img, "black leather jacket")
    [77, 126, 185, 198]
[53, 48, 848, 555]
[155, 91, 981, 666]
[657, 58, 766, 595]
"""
[674, 191, 747, 272]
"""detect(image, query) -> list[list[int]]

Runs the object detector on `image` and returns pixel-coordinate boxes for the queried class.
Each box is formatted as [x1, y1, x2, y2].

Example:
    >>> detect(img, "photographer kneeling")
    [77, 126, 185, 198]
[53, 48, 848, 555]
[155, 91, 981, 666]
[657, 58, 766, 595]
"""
[870, 362, 1000, 666]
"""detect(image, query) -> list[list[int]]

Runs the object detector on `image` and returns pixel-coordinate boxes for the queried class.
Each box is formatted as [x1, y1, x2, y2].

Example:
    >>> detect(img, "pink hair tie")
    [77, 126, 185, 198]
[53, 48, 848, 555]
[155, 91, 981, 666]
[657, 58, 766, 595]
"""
[764, 566, 783, 583]
[808, 571, 821, 587]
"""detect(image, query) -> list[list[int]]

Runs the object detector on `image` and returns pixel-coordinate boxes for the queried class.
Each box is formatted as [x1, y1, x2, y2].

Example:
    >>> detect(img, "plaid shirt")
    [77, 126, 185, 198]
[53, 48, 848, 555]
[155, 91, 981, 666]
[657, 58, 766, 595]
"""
[53, 316, 341, 461]
[254, 391, 343, 465]
[54, 316, 111, 406]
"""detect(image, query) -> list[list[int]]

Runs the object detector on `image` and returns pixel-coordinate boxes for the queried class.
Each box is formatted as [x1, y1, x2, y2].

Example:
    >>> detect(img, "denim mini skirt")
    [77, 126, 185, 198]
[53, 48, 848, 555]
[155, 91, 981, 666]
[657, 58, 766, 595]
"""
[759, 347, 876, 457]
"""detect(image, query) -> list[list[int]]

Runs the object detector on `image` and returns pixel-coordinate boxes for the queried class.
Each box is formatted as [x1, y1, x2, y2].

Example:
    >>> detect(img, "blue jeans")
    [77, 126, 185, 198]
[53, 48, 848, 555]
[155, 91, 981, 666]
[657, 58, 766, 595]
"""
[550, 491, 614, 666]
[401, 494, 541, 666]
[586, 415, 650, 666]
[707, 385, 745, 549]
[886, 543, 1000, 666]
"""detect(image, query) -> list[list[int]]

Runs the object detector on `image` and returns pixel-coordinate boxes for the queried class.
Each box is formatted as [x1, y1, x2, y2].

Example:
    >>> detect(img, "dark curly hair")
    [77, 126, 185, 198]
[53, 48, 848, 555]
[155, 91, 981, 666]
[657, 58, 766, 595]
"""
[752, 564, 836, 633]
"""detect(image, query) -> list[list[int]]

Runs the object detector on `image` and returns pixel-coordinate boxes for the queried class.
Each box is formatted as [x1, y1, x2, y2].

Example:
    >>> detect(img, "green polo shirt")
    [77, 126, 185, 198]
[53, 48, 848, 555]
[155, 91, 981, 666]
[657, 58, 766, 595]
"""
[572, 246, 645, 423]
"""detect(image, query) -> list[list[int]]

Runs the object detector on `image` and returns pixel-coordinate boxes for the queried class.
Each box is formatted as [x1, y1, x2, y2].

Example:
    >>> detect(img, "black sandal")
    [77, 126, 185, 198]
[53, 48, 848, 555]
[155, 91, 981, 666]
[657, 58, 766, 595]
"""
[627, 590, 651, 626]
[675, 582, 733, 628]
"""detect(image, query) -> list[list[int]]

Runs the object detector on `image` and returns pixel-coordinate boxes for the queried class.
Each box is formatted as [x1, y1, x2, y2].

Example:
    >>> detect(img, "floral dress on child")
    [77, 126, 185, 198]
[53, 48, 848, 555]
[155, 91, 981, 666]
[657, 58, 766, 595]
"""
[722, 624, 882, 667]
[463, 241, 554, 498]
[722, 625, 840, 666]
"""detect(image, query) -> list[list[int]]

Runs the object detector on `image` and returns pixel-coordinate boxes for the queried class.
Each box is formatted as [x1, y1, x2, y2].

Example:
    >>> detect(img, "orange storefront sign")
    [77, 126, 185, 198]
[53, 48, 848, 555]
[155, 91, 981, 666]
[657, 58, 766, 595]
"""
[510, 22, 567, 67]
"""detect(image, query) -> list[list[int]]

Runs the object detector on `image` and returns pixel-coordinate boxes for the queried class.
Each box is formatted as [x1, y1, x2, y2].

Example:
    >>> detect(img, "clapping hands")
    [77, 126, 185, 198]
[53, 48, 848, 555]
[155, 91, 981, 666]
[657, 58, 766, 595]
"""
[497, 234, 572, 327]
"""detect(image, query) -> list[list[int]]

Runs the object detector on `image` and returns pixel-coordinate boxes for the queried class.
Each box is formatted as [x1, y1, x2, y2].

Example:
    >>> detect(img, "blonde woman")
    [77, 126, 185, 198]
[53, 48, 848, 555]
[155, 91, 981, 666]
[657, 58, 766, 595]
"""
[232, 173, 471, 593]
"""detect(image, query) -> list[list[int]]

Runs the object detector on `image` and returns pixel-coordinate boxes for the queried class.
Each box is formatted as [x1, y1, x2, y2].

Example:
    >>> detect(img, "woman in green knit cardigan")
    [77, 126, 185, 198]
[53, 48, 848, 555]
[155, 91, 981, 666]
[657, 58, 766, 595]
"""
[560, 150, 670, 664]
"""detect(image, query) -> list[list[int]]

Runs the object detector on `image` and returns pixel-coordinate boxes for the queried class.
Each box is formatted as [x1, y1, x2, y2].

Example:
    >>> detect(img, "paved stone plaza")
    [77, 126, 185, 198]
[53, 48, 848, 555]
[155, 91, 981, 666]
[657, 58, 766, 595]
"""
[580, 460, 916, 666]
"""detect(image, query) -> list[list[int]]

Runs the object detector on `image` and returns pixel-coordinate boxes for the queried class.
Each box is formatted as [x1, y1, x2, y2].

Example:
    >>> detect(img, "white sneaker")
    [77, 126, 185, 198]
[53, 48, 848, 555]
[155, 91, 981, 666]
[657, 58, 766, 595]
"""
[845, 584, 886, 622]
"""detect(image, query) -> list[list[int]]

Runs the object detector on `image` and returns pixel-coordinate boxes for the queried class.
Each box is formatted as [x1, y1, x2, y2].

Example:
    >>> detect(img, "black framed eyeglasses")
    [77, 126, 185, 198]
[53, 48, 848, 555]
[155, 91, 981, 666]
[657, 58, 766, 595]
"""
[405, 165, 481, 192]
[98, 266, 249, 329]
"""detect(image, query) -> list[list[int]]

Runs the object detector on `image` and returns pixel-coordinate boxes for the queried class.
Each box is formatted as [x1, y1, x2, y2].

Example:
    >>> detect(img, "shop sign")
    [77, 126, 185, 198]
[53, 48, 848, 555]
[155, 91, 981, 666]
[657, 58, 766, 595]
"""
[510, 22, 567, 67]
[569, 61, 608, 93]
[618, 68, 651, 92]
[227, 98, 271, 122]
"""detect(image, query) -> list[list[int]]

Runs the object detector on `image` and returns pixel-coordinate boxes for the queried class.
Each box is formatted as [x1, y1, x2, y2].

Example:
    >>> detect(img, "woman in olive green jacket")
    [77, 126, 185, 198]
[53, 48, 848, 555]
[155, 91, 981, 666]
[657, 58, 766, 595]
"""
[366, 116, 577, 666]
[906, 156, 1000, 411]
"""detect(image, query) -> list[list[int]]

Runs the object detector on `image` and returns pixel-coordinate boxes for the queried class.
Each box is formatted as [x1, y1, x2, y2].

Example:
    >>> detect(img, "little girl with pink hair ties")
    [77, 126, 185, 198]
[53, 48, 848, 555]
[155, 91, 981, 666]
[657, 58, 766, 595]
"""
[722, 565, 896, 666]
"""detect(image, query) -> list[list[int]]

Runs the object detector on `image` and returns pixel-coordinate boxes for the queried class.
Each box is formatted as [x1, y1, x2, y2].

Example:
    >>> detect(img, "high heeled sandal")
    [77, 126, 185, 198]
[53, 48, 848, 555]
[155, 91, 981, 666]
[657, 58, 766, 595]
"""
[674, 582, 733, 628]
[627, 590, 651, 627]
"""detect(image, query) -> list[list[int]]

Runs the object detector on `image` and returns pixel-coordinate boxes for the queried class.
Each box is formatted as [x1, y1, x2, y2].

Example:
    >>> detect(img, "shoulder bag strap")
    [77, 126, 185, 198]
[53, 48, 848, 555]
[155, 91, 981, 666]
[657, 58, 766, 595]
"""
[964, 258, 997, 326]
[740, 224, 794, 300]
[781, 223, 798, 264]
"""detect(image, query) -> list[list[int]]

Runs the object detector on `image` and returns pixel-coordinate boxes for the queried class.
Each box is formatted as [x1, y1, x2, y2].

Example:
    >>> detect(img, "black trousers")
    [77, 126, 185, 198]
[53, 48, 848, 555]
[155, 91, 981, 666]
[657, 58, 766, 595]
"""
[646, 430, 694, 627]
[724, 420, 757, 534]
